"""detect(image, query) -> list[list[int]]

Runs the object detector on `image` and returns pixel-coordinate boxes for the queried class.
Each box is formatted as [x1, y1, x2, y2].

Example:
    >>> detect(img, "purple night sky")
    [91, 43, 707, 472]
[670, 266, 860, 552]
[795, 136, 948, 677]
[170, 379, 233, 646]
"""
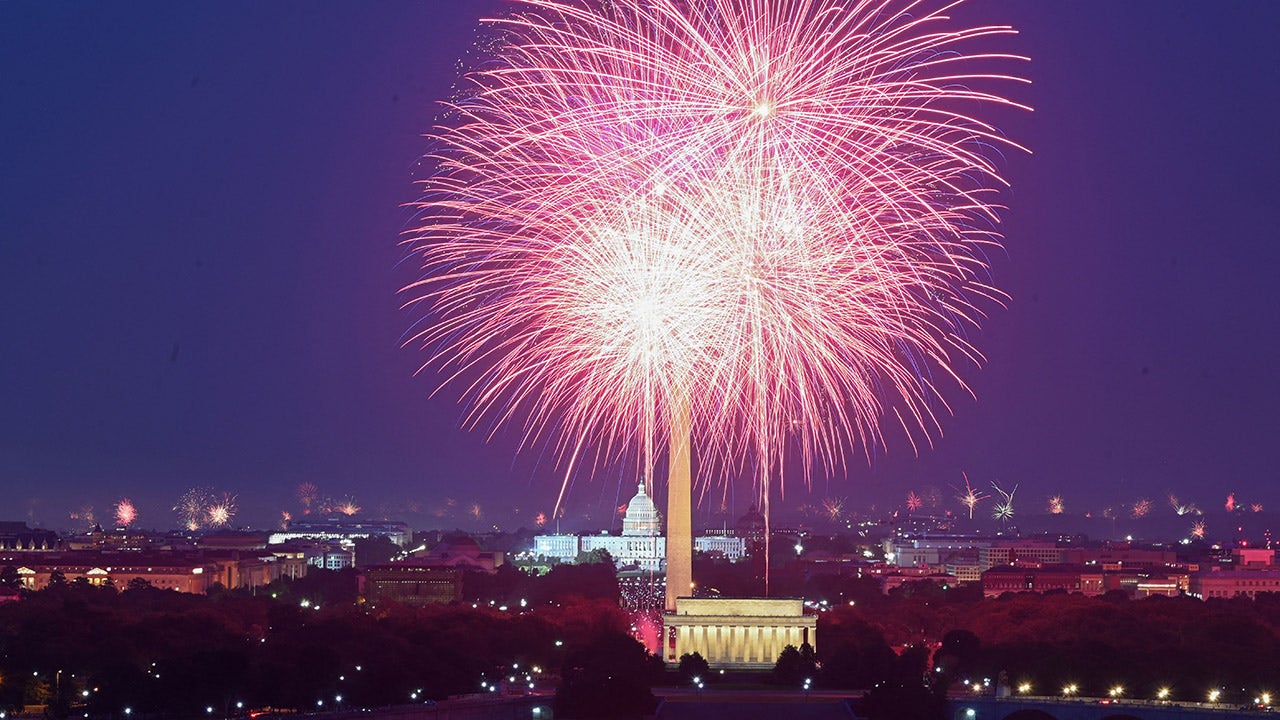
[1, 1, 1278, 531]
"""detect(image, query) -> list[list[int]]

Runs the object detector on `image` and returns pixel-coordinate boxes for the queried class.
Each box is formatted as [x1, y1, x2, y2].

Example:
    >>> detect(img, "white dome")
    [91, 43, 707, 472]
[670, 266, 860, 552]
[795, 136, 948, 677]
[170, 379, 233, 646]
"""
[622, 483, 661, 536]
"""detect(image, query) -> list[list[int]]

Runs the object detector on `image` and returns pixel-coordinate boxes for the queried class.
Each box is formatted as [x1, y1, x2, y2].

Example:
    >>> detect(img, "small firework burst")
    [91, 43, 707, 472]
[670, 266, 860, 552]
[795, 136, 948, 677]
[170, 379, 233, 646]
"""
[296, 482, 319, 515]
[1191, 520, 1207, 540]
[114, 498, 137, 527]
[1168, 493, 1196, 516]
[1047, 496, 1064, 515]
[906, 491, 923, 513]
[280, 510, 293, 530]
[70, 505, 96, 528]
[434, 498, 457, 518]
[1252, 503, 1264, 513]
[336, 498, 361, 516]
[175, 488, 212, 531]
[1225, 493, 1237, 513]
[991, 482, 1017, 522]
[1131, 498, 1151, 519]
[205, 493, 237, 528]
[821, 497, 845, 522]
[468, 502, 483, 520]
[955, 473, 989, 520]
[535, 511, 547, 527]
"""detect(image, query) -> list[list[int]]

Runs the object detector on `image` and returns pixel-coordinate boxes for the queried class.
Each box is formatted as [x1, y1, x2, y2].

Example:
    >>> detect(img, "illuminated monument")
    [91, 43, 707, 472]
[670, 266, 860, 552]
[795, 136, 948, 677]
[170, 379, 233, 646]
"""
[662, 392, 814, 666]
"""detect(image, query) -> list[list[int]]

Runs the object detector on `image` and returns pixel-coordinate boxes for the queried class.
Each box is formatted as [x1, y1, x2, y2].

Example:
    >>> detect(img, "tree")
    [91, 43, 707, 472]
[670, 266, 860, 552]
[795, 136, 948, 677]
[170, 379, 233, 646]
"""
[772, 644, 803, 685]
[677, 652, 710, 684]
[555, 633, 658, 719]
[0, 565, 19, 589]
[127, 576, 153, 592]
[46, 569, 66, 587]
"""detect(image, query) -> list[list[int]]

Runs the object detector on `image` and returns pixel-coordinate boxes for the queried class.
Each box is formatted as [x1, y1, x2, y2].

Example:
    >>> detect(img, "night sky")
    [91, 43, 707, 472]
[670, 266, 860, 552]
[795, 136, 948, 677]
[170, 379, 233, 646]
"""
[2, 1, 1278, 532]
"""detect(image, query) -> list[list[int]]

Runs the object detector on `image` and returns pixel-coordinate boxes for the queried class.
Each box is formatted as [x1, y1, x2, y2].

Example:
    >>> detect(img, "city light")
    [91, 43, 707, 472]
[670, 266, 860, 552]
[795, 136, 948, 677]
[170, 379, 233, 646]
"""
[1017, 683, 1032, 694]
[1208, 689, 1221, 703]
[1108, 685, 1124, 698]
[1156, 687, 1170, 700]
[1062, 684, 1078, 697]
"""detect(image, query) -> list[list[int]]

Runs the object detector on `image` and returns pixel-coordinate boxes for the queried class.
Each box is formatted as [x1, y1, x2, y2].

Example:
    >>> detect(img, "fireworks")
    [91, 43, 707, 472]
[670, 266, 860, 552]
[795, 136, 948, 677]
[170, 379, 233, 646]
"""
[1130, 498, 1151, 519]
[1047, 495, 1064, 515]
[906, 491, 923, 513]
[206, 493, 237, 528]
[336, 498, 362, 516]
[535, 511, 548, 527]
[956, 473, 989, 520]
[297, 482, 319, 515]
[114, 498, 137, 527]
[1191, 520, 1207, 540]
[991, 482, 1017, 522]
[1225, 493, 1236, 513]
[1168, 493, 1197, 516]
[406, 0, 1026, 504]
[821, 496, 845, 522]
[175, 488, 212, 531]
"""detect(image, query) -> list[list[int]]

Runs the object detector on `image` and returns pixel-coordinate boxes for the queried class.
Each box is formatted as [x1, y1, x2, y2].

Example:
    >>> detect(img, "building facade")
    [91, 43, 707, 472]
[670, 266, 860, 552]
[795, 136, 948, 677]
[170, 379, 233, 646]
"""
[665, 597, 816, 668]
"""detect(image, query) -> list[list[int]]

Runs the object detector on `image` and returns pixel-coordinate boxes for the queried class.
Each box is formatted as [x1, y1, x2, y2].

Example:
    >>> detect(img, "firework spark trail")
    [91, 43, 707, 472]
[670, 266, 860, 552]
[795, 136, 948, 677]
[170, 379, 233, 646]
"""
[1047, 495, 1064, 515]
[406, 0, 1026, 508]
[1131, 498, 1151, 519]
[206, 493, 237, 528]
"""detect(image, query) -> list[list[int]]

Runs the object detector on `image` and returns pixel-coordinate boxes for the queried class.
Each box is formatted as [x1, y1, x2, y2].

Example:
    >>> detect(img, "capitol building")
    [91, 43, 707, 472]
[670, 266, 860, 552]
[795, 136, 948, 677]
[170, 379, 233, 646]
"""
[532, 483, 745, 570]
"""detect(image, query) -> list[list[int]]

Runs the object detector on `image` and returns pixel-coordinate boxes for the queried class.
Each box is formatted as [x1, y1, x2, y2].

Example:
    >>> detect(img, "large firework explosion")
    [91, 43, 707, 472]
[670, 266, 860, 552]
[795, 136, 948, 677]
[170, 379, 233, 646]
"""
[114, 498, 137, 528]
[406, 0, 1025, 508]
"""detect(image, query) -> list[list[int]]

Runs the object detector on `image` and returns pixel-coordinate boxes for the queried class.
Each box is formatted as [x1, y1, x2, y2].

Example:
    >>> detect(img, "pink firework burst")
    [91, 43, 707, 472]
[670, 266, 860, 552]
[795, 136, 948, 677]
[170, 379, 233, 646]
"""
[821, 497, 845, 522]
[114, 498, 137, 527]
[1131, 498, 1151, 519]
[535, 511, 548, 527]
[175, 488, 212, 531]
[1047, 495, 1064, 515]
[336, 498, 362, 516]
[406, 0, 1026, 504]
[906, 491, 923, 513]
[1225, 493, 1237, 513]
[1191, 521, 1206, 540]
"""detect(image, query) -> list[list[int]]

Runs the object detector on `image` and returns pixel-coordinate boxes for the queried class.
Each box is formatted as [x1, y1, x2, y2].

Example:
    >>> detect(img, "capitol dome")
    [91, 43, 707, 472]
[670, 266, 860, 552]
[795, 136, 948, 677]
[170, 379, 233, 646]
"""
[622, 483, 661, 536]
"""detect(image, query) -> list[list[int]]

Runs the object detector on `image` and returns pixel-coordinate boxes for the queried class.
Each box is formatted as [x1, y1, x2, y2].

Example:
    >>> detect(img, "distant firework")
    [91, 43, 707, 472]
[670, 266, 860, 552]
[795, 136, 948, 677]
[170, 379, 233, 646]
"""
[906, 491, 923, 513]
[956, 473, 989, 520]
[1130, 498, 1151, 519]
[405, 0, 1027, 507]
[280, 511, 293, 529]
[1191, 520, 1206, 540]
[114, 498, 137, 527]
[468, 502, 483, 520]
[70, 505, 96, 528]
[1252, 503, 1264, 513]
[296, 482, 319, 515]
[175, 488, 212, 531]
[1168, 493, 1196, 516]
[1225, 493, 1237, 512]
[336, 498, 362, 516]
[535, 512, 547, 527]
[206, 494, 237, 528]
[991, 482, 1017, 522]
[822, 497, 845, 522]
[1047, 495, 1064, 515]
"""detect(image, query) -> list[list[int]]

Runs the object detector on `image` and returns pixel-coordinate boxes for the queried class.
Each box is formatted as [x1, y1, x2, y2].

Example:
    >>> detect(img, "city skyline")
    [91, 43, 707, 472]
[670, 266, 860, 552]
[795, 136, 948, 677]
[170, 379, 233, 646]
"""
[3, 1, 1280, 530]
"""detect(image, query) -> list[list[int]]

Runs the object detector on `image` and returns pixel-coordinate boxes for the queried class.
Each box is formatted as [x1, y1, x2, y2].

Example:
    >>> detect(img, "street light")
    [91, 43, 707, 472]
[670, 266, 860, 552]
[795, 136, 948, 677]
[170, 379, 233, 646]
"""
[1108, 685, 1124, 698]
[1208, 689, 1221, 703]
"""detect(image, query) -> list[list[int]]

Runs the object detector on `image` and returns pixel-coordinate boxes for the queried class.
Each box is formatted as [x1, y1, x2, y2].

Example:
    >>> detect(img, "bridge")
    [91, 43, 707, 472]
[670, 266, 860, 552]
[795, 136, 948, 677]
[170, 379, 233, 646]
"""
[949, 696, 1272, 720]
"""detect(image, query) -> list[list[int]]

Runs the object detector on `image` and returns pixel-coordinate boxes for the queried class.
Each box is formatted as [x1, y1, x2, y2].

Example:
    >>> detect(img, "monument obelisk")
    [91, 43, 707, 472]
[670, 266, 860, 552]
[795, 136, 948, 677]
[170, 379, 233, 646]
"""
[664, 388, 692, 613]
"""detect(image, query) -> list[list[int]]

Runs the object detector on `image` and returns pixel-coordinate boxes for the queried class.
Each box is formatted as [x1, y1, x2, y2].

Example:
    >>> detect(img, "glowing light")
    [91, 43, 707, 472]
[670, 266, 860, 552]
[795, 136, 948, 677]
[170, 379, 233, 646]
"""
[406, 0, 1028, 505]
[114, 498, 137, 527]
[1226, 493, 1237, 512]
[1108, 685, 1124, 698]
[957, 473, 990, 520]
[1047, 495, 1064, 515]
[1191, 520, 1207, 539]
[1017, 683, 1032, 694]
[1061, 684, 1078, 696]
[1156, 687, 1170, 700]
[1131, 498, 1151, 519]
[1208, 689, 1221, 702]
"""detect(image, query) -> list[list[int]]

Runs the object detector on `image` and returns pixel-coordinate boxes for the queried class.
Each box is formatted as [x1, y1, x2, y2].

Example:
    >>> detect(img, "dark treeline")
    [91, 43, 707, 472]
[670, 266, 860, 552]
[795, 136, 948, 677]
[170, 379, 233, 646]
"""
[0, 569, 645, 719]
